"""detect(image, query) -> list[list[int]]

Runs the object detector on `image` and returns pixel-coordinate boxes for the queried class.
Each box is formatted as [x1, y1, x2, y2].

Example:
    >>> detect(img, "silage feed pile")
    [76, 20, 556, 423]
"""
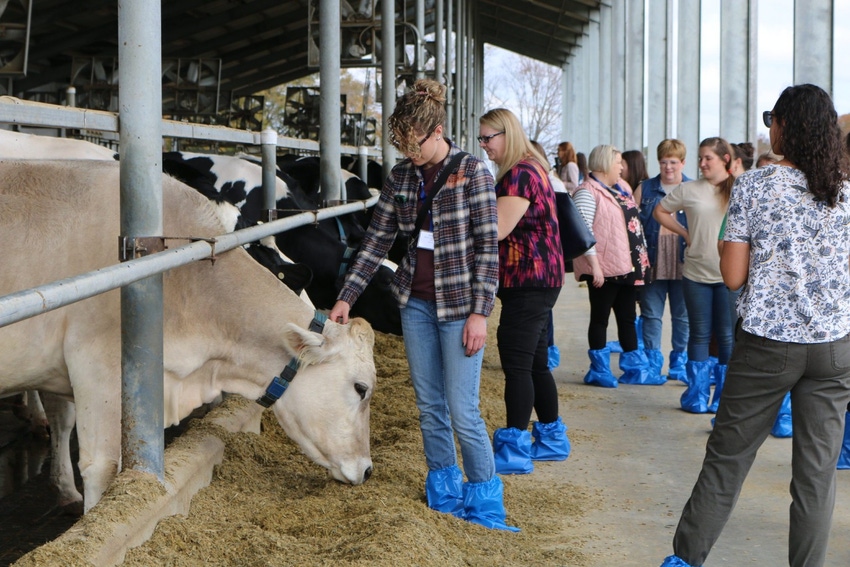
[22, 326, 598, 566]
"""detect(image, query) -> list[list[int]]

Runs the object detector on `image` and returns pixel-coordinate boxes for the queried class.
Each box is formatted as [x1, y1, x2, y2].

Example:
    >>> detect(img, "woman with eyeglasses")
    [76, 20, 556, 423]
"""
[653, 137, 735, 414]
[662, 84, 850, 567]
[572, 145, 652, 388]
[478, 108, 570, 475]
[330, 79, 518, 532]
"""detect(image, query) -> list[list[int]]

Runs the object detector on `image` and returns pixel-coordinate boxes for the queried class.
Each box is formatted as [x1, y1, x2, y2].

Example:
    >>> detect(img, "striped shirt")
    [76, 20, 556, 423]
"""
[337, 144, 499, 321]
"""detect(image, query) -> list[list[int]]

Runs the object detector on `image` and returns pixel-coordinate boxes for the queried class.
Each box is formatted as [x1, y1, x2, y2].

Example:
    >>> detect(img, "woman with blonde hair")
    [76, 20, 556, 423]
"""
[331, 79, 517, 531]
[479, 108, 570, 475]
[572, 145, 652, 387]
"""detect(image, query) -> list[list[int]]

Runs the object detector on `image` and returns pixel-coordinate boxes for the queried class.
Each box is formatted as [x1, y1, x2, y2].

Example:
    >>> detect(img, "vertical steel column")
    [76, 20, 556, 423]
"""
[611, 1, 627, 150]
[720, 0, 755, 144]
[381, 0, 396, 181]
[416, 0, 425, 80]
[467, 1, 476, 149]
[793, 0, 834, 95]
[261, 129, 278, 212]
[118, 0, 164, 481]
[598, 4, 613, 148]
[646, 0, 671, 174]
[576, 42, 590, 153]
[677, 0, 701, 180]
[445, 0, 453, 137]
[435, 0, 444, 83]
[320, 0, 341, 202]
[454, 0, 464, 144]
[587, 18, 601, 148]
[561, 61, 572, 143]
[624, 0, 645, 152]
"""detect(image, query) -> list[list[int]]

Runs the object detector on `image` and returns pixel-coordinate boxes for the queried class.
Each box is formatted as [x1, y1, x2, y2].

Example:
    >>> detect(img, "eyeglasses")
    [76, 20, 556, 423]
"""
[477, 131, 505, 144]
[390, 128, 434, 153]
[762, 110, 774, 128]
[417, 130, 433, 147]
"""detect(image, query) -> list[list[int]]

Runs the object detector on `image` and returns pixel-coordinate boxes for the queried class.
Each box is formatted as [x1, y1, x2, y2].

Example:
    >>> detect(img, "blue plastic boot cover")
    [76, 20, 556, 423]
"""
[547, 344, 561, 370]
[530, 416, 571, 461]
[680, 360, 713, 413]
[584, 347, 618, 388]
[837, 411, 850, 470]
[606, 340, 624, 353]
[635, 315, 645, 350]
[660, 555, 702, 567]
[707, 356, 719, 385]
[462, 476, 520, 532]
[668, 350, 688, 383]
[770, 392, 793, 438]
[425, 465, 464, 517]
[620, 349, 666, 385]
[708, 364, 727, 413]
[493, 428, 534, 474]
[646, 348, 665, 377]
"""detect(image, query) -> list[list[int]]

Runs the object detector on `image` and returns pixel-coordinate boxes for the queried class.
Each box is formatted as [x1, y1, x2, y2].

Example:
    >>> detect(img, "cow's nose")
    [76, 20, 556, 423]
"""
[363, 466, 373, 482]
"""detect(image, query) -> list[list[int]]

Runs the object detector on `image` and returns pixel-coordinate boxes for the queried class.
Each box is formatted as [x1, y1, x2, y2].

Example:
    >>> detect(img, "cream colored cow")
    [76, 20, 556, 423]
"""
[0, 159, 375, 512]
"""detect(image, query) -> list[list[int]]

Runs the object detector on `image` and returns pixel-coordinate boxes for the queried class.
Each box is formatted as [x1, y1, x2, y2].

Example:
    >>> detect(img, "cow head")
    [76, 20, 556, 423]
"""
[272, 317, 375, 485]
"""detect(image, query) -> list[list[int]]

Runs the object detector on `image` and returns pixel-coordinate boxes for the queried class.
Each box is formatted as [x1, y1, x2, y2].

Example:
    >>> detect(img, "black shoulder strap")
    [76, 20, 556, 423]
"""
[410, 151, 468, 246]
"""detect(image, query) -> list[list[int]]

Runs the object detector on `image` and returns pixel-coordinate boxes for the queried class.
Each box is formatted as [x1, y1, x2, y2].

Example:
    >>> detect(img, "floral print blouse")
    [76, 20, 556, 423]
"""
[724, 164, 850, 343]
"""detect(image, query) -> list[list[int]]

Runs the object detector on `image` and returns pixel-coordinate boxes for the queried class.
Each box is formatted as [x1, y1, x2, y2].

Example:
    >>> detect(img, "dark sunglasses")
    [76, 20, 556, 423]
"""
[762, 110, 774, 128]
[477, 131, 505, 144]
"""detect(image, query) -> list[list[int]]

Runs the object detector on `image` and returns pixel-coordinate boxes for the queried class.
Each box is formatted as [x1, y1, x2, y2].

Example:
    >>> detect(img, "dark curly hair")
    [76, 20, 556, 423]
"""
[771, 84, 850, 207]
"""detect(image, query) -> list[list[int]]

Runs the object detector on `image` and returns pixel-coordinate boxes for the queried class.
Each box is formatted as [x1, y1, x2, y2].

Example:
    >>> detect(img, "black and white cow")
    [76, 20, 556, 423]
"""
[163, 152, 402, 336]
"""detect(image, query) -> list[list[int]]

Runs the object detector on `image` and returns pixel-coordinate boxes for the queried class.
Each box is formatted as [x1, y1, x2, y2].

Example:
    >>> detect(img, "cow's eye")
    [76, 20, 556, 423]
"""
[354, 382, 368, 400]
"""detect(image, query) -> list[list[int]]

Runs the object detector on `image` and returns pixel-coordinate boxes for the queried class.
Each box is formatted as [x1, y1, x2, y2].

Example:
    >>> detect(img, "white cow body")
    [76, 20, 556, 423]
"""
[0, 159, 375, 512]
[0, 129, 117, 160]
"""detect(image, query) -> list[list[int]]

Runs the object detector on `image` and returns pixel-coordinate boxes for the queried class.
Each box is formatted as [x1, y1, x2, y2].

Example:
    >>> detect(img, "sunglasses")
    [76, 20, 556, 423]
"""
[477, 131, 504, 144]
[762, 110, 774, 128]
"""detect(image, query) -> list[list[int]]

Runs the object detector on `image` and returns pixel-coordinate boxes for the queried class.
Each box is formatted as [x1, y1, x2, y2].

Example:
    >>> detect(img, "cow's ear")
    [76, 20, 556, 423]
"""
[281, 323, 330, 366]
[348, 318, 375, 350]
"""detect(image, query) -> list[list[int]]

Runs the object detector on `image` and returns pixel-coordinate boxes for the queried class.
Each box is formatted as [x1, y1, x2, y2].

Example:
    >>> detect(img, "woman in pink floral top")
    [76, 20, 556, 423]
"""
[572, 145, 652, 388]
[479, 108, 569, 475]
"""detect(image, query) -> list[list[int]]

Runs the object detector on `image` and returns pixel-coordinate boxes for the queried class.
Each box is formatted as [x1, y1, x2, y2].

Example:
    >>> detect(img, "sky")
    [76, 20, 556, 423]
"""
[699, 0, 850, 142]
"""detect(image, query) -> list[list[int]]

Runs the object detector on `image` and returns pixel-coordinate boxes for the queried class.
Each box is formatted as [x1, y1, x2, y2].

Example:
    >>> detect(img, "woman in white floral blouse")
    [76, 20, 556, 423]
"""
[661, 84, 850, 567]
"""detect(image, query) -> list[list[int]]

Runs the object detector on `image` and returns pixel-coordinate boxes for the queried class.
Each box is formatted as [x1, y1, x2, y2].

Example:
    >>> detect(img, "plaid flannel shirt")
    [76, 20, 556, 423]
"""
[338, 144, 498, 322]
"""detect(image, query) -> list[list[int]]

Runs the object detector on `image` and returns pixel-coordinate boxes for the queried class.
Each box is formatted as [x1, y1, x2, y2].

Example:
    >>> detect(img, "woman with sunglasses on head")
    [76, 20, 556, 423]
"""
[661, 84, 850, 567]
[330, 79, 517, 532]
[478, 108, 570, 475]
[653, 137, 736, 414]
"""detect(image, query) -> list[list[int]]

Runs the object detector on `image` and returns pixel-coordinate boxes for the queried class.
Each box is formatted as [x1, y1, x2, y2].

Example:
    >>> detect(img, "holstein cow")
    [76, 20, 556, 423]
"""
[0, 159, 376, 512]
[163, 151, 402, 335]
[0, 128, 118, 160]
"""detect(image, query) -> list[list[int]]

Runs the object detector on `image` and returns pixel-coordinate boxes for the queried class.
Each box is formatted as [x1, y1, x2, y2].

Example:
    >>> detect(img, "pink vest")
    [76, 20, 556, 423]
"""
[572, 176, 635, 280]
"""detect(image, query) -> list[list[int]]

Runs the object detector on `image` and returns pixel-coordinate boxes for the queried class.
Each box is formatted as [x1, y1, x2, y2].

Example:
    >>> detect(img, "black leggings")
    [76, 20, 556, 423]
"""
[497, 287, 561, 430]
[586, 281, 638, 351]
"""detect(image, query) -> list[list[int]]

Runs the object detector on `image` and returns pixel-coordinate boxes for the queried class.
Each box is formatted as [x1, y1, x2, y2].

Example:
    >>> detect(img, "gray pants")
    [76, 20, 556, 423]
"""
[672, 329, 850, 567]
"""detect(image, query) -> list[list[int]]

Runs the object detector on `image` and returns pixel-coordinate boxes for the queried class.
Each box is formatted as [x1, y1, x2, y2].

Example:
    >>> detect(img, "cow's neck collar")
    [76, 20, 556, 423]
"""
[256, 311, 328, 407]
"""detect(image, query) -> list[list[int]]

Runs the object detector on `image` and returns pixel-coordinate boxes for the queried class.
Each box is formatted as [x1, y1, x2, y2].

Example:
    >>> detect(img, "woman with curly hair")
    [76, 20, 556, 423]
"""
[661, 84, 850, 567]
[331, 79, 518, 531]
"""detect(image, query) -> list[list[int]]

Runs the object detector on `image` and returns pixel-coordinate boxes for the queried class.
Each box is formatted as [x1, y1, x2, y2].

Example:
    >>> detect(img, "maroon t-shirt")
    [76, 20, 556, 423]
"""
[410, 162, 442, 300]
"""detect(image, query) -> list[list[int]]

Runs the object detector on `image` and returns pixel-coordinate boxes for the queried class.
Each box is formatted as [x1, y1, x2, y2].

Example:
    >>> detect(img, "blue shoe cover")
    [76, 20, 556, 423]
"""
[837, 411, 850, 469]
[547, 344, 561, 370]
[660, 555, 701, 567]
[708, 364, 727, 413]
[425, 465, 464, 517]
[584, 347, 618, 388]
[668, 350, 688, 383]
[462, 476, 520, 532]
[770, 392, 793, 438]
[646, 348, 665, 377]
[707, 356, 719, 385]
[606, 340, 624, 353]
[493, 428, 533, 474]
[680, 360, 713, 413]
[620, 349, 666, 385]
[530, 417, 571, 461]
[635, 316, 645, 350]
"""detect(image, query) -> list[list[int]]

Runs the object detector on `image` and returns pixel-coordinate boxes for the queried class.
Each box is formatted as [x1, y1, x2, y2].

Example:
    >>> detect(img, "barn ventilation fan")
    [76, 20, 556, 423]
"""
[283, 86, 322, 140]
[161, 58, 222, 117]
[225, 94, 265, 131]
[0, 0, 32, 76]
[70, 57, 119, 111]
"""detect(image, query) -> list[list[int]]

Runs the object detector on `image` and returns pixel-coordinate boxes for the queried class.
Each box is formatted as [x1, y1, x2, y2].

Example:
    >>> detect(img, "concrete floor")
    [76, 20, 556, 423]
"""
[548, 280, 850, 566]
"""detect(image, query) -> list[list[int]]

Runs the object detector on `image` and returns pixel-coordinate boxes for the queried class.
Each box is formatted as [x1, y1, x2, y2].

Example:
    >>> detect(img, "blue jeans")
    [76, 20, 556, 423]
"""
[682, 277, 733, 364]
[400, 297, 495, 483]
[640, 279, 688, 351]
